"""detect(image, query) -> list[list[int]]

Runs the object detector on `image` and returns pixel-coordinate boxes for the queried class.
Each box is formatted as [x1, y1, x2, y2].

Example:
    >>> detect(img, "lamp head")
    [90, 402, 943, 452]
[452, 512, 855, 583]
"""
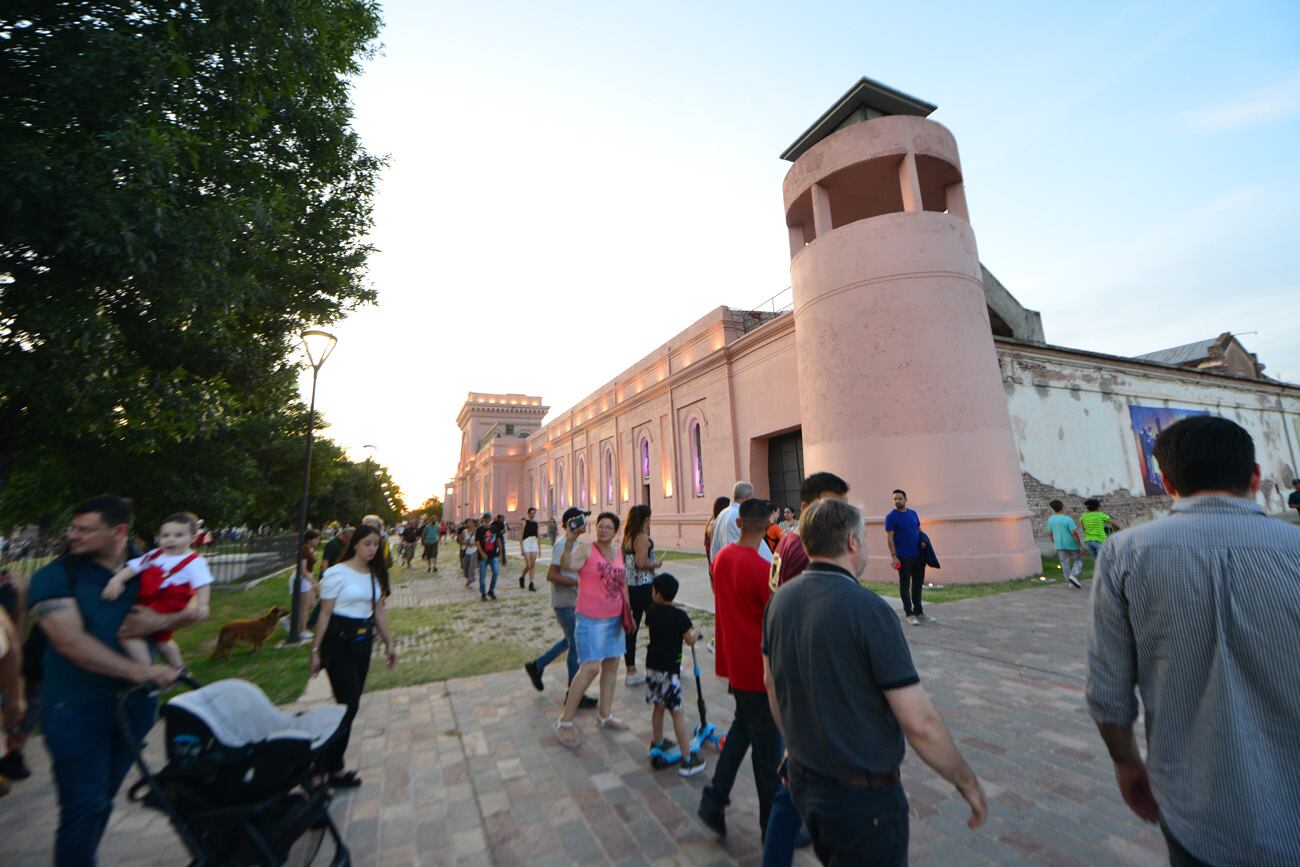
[301, 329, 337, 371]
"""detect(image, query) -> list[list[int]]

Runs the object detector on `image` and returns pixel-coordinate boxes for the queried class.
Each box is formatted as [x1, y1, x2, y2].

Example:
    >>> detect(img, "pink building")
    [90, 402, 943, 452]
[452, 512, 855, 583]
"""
[447, 78, 1300, 582]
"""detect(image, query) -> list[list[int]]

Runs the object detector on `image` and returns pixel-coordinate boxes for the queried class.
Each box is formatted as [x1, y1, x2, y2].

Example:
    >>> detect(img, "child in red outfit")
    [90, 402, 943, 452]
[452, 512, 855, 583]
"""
[102, 512, 212, 669]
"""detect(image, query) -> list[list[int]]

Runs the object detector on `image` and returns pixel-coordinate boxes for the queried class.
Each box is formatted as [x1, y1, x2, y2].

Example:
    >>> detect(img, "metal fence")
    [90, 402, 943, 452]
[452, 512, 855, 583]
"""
[0, 531, 299, 589]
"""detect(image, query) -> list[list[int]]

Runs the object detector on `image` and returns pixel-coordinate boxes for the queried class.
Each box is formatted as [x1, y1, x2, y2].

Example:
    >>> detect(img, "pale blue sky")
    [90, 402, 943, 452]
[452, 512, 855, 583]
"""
[305, 0, 1300, 502]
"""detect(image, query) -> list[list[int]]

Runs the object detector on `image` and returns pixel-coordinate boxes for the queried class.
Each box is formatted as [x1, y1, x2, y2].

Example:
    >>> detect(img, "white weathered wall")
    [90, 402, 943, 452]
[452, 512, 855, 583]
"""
[1000, 344, 1300, 543]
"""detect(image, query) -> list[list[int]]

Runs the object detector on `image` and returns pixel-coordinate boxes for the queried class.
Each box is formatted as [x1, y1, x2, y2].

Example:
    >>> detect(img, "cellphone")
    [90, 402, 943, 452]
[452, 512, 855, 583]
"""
[567, 514, 587, 531]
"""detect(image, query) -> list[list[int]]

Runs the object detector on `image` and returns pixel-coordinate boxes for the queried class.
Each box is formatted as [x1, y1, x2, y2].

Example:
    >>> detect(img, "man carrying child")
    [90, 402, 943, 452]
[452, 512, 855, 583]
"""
[644, 573, 706, 776]
[28, 496, 192, 864]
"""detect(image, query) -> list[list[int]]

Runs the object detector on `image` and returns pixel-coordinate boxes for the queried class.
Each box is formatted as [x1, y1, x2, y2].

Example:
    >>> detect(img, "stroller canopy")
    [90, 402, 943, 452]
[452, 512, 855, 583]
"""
[166, 679, 346, 751]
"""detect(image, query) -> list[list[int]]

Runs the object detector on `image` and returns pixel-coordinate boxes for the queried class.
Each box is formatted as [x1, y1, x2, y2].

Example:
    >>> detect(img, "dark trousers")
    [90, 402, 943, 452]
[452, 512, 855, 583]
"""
[700, 688, 782, 839]
[898, 557, 926, 616]
[43, 691, 157, 867]
[788, 761, 908, 866]
[1162, 824, 1213, 867]
[323, 634, 373, 773]
[624, 583, 654, 667]
[763, 782, 807, 867]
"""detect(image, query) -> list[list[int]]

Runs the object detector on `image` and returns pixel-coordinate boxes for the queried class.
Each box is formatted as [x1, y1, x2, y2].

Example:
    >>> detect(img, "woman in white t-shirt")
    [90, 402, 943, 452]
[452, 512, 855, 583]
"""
[309, 524, 396, 789]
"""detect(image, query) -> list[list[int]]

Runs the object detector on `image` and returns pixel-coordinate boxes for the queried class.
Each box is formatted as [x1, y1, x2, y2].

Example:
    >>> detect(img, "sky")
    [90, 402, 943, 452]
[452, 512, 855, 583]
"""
[299, 0, 1300, 506]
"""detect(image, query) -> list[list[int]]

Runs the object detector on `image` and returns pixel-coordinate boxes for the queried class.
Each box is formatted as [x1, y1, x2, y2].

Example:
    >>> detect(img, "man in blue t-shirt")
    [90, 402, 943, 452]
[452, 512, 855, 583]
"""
[27, 496, 186, 865]
[885, 489, 929, 626]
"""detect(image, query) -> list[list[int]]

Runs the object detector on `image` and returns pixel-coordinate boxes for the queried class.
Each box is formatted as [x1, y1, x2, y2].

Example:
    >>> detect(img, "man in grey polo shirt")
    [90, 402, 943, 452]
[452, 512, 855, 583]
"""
[523, 508, 596, 708]
[763, 498, 986, 865]
[1087, 416, 1300, 867]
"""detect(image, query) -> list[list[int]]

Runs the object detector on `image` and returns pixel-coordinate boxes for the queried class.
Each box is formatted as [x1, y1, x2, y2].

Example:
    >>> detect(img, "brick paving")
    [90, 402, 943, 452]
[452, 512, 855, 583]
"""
[0, 575, 1171, 866]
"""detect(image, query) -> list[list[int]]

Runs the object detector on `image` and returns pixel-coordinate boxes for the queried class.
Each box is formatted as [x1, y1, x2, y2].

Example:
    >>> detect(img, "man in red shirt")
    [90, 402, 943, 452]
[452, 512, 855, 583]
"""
[698, 498, 781, 840]
[773, 472, 850, 588]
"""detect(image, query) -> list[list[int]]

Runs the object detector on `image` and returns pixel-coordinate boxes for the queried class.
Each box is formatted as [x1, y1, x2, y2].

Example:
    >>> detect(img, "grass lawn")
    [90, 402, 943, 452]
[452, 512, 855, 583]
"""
[658, 549, 707, 561]
[175, 565, 540, 704]
[362, 603, 535, 693]
[859, 554, 1096, 604]
[174, 572, 310, 704]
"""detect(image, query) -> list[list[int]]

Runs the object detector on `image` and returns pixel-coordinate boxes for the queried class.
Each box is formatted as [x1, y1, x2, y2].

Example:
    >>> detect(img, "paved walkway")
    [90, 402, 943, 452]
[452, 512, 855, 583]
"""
[1, 574, 1169, 866]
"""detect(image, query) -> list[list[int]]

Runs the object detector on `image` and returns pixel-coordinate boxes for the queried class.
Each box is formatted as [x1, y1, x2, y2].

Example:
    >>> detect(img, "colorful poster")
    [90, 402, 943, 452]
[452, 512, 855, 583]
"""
[1129, 405, 1210, 496]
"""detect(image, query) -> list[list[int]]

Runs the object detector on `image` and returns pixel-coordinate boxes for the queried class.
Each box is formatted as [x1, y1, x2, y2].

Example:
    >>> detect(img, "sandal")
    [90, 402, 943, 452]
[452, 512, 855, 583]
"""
[597, 714, 628, 732]
[328, 771, 362, 789]
[555, 720, 581, 749]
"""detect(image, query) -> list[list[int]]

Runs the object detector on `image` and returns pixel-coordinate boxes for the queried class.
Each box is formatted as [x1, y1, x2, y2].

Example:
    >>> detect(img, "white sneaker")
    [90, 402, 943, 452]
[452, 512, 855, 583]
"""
[918, 613, 936, 624]
[298, 631, 315, 640]
[625, 672, 646, 687]
[1067, 575, 1082, 589]
[907, 615, 921, 626]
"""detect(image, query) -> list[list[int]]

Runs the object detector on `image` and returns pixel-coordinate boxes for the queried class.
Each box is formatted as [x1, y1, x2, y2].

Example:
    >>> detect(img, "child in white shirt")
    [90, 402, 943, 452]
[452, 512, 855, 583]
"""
[103, 512, 212, 669]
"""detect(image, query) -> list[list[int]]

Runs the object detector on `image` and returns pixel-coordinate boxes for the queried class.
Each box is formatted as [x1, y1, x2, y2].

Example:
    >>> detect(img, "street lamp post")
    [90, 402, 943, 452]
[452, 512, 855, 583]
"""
[289, 329, 337, 645]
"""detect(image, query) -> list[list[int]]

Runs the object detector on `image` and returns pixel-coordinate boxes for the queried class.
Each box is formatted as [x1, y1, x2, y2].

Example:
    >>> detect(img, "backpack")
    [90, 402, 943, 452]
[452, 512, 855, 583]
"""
[21, 554, 78, 688]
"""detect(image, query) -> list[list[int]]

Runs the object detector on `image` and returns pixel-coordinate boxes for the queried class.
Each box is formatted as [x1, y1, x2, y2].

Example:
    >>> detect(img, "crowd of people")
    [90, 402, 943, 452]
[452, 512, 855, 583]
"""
[2, 415, 1297, 865]
[507, 415, 1300, 866]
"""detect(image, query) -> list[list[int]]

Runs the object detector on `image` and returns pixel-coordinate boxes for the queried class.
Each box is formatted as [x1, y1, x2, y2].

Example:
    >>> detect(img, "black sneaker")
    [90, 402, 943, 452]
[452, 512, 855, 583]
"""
[679, 753, 707, 777]
[697, 804, 727, 836]
[578, 695, 598, 709]
[528, 583, 537, 592]
[519, 575, 525, 589]
[481, 595, 488, 602]
[0, 752, 30, 781]
[524, 661, 544, 692]
[488, 591, 497, 600]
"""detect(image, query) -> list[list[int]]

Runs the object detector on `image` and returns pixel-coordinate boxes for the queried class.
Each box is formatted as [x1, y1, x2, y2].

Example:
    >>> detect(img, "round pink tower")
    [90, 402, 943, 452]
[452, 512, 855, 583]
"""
[782, 78, 1040, 583]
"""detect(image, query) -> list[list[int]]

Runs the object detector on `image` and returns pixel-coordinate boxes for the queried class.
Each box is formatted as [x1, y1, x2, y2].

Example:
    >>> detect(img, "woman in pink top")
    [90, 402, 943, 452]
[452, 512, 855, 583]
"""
[555, 511, 630, 748]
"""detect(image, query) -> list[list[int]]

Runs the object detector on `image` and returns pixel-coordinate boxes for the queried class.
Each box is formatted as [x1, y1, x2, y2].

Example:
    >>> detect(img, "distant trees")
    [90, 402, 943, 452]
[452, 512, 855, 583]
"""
[0, 1, 386, 532]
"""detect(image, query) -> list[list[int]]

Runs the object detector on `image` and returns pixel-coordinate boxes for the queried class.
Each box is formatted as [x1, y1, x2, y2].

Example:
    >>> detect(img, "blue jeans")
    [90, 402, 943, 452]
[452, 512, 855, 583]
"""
[700, 688, 782, 839]
[43, 691, 157, 867]
[1084, 540, 1104, 560]
[533, 606, 578, 686]
[478, 554, 499, 596]
[788, 761, 908, 866]
[762, 782, 806, 867]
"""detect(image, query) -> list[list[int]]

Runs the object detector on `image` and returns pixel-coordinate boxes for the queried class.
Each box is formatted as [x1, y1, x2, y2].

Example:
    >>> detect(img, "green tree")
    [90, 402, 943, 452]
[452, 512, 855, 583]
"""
[0, 1, 384, 528]
[417, 496, 444, 521]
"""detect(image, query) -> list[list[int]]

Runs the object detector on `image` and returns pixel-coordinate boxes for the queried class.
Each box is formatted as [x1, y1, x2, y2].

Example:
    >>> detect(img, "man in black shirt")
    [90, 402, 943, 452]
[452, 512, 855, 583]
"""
[475, 513, 500, 600]
[763, 498, 985, 865]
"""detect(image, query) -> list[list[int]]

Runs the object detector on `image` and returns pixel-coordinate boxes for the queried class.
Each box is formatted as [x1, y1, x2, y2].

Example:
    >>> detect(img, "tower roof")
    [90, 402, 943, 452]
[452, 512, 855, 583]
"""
[780, 76, 937, 162]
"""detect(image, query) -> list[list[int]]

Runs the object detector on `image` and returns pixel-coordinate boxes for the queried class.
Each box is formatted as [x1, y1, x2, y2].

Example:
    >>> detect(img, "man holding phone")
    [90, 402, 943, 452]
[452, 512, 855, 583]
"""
[522, 508, 596, 708]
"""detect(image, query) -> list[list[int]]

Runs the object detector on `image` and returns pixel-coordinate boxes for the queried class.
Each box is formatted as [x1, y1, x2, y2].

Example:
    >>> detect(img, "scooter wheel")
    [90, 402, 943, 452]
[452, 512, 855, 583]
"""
[650, 756, 668, 769]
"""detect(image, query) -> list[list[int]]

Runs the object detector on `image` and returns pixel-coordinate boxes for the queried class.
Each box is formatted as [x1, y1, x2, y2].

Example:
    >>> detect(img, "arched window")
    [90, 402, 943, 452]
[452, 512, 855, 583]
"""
[556, 462, 566, 509]
[528, 469, 535, 508]
[577, 457, 588, 508]
[640, 437, 651, 480]
[690, 420, 705, 497]
[604, 449, 615, 505]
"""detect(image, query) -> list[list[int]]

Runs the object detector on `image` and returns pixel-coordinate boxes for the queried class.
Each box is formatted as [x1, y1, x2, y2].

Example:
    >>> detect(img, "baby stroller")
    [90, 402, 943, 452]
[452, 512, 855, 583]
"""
[118, 677, 353, 866]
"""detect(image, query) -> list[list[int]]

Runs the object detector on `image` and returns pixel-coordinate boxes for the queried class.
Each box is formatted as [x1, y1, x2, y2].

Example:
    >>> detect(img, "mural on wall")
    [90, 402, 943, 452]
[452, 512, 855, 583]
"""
[1130, 405, 1210, 495]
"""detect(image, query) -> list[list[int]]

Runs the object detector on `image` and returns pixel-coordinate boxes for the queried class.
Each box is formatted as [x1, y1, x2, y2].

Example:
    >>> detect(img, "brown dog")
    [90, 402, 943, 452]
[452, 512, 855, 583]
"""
[210, 606, 287, 660]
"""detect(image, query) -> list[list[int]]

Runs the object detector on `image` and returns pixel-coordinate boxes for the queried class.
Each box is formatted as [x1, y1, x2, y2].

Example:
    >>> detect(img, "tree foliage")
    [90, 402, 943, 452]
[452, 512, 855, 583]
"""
[0, 1, 386, 531]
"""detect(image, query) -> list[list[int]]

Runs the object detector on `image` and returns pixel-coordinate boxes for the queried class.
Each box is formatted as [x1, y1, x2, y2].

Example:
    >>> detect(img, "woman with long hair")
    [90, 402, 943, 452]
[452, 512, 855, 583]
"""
[518, 506, 541, 592]
[621, 504, 662, 686]
[703, 496, 730, 581]
[309, 524, 397, 788]
[554, 512, 630, 748]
